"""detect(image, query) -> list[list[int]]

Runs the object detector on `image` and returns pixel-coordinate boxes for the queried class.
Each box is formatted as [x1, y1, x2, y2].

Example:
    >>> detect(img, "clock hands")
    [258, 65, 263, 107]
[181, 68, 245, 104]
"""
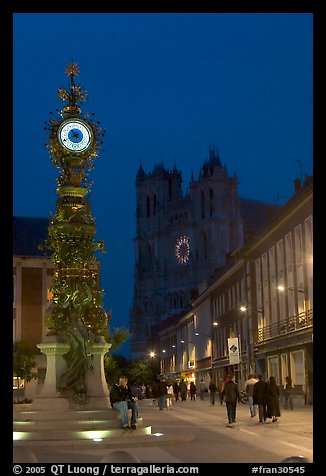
[59, 120, 91, 152]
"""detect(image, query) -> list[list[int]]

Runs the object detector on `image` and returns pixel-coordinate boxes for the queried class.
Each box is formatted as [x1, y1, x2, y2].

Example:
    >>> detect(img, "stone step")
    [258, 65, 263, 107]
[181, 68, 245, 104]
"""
[13, 417, 143, 431]
[14, 419, 120, 431]
[13, 430, 195, 454]
[13, 425, 152, 442]
[13, 408, 119, 421]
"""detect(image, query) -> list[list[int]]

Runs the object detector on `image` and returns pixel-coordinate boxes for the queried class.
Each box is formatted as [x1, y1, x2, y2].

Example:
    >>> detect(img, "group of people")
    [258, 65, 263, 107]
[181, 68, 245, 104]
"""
[110, 376, 179, 425]
[247, 374, 294, 422]
[156, 378, 173, 410]
[153, 378, 195, 410]
[248, 374, 280, 422]
[110, 373, 294, 429]
[198, 378, 224, 405]
[171, 379, 195, 401]
[219, 373, 293, 426]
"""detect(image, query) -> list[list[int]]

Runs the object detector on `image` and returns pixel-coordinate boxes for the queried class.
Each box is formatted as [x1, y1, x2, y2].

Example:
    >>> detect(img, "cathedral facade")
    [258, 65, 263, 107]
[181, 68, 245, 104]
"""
[130, 147, 246, 359]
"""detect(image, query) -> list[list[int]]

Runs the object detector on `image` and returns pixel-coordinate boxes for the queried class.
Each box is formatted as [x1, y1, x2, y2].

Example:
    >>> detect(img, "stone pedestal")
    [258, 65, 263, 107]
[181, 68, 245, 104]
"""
[84, 340, 111, 408]
[29, 338, 111, 410]
[13, 338, 151, 443]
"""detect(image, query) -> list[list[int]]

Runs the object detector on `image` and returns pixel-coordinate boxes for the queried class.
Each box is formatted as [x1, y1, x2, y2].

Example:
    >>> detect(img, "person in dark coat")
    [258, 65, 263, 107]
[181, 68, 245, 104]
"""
[125, 378, 139, 428]
[253, 374, 268, 422]
[221, 374, 240, 425]
[217, 378, 224, 405]
[189, 381, 197, 400]
[157, 378, 167, 410]
[179, 379, 187, 401]
[266, 376, 281, 422]
[173, 381, 179, 401]
[208, 379, 217, 405]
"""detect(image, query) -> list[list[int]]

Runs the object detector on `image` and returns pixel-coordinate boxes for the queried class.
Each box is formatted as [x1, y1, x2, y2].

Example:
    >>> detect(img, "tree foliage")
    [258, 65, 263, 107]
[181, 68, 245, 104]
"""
[13, 341, 38, 383]
[127, 359, 158, 385]
[104, 355, 158, 388]
[109, 327, 130, 352]
[104, 354, 129, 388]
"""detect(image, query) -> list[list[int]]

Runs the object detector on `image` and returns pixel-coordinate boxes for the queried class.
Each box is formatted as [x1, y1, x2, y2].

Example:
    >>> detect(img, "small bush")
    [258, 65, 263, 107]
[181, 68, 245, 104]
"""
[13, 398, 33, 404]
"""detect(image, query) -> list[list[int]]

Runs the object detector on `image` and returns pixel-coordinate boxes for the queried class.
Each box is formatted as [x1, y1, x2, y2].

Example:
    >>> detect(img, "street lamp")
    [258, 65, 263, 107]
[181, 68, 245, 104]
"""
[240, 305, 253, 378]
[277, 285, 305, 294]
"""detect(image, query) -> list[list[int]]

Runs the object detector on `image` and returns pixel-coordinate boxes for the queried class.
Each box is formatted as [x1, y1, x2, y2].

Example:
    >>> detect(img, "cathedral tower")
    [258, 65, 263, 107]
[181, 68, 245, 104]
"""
[130, 147, 244, 359]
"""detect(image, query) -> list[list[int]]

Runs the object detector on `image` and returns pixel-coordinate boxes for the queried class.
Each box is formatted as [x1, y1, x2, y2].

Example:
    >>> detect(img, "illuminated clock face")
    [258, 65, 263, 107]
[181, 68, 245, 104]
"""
[58, 119, 92, 152]
[175, 236, 190, 264]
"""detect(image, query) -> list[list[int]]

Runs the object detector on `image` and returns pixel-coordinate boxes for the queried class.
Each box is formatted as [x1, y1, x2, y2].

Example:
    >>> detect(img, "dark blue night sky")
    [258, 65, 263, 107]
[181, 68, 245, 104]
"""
[13, 13, 313, 357]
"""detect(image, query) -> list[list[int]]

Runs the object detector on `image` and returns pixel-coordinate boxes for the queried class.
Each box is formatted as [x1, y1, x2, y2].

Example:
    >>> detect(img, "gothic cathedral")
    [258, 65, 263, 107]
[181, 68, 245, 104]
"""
[130, 146, 245, 359]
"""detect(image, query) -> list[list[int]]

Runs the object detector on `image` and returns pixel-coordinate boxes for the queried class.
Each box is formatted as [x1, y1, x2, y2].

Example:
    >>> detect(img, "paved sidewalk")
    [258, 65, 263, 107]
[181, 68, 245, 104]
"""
[13, 397, 313, 464]
[171, 396, 313, 435]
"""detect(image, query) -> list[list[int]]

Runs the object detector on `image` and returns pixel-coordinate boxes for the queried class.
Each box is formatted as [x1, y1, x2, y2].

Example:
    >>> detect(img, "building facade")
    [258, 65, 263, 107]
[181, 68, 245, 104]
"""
[130, 147, 279, 359]
[159, 176, 313, 404]
[13, 216, 102, 399]
[13, 217, 53, 349]
[244, 176, 313, 404]
[13, 217, 53, 398]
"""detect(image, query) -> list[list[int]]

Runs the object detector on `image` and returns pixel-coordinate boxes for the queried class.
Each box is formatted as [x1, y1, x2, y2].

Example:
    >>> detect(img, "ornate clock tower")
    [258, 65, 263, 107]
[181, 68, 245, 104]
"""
[15, 65, 111, 413]
[40, 63, 110, 405]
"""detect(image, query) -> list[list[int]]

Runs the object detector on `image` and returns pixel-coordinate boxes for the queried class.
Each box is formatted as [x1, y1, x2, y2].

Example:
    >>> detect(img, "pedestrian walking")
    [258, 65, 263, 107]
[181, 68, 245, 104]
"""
[245, 373, 258, 417]
[145, 384, 152, 399]
[221, 374, 240, 426]
[253, 374, 268, 422]
[166, 382, 174, 410]
[208, 379, 217, 405]
[199, 379, 206, 400]
[283, 376, 294, 410]
[266, 376, 281, 422]
[179, 379, 187, 401]
[157, 378, 167, 410]
[173, 381, 179, 401]
[217, 378, 224, 404]
[189, 381, 197, 400]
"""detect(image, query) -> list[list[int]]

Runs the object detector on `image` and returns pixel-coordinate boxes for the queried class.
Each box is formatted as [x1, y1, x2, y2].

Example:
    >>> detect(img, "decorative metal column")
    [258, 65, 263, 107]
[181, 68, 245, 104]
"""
[41, 64, 109, 404]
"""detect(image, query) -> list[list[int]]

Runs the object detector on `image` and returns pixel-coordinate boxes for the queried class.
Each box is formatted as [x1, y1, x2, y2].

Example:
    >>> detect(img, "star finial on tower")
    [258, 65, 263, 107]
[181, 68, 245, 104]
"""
[65, 63, 80, 84]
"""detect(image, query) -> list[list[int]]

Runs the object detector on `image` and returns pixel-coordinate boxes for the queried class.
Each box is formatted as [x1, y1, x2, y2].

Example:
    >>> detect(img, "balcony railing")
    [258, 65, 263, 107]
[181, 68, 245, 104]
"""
[257, 309, 313, 342]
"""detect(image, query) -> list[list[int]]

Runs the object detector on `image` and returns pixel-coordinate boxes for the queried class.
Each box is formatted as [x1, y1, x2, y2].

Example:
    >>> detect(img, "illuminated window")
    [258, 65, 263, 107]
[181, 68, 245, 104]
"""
[47, 288, 53, 302]
[13, 376, 24, 389]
